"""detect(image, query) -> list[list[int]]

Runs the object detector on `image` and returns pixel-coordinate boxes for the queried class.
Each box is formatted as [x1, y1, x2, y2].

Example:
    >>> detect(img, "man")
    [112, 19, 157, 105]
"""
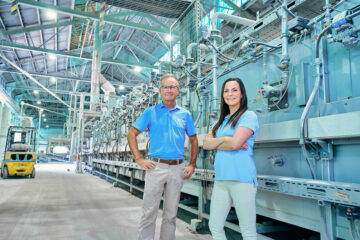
[127, 74, 199, 240]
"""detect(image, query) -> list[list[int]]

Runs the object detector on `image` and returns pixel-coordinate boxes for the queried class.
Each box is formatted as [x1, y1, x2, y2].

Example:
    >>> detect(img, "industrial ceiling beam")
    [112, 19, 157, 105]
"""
[21, 102, 67, 116]
[222, 0, 243, 14]
[22, 98, 70, 104]
[10, 85, 79, 95]
[1, 0, 174, 35]
[1, 19, 87, 36]
[106, 11, 176, 34]
[0, 68, 137, 86]
[0, 53, 70, 108]
[0, 40, 159, 70]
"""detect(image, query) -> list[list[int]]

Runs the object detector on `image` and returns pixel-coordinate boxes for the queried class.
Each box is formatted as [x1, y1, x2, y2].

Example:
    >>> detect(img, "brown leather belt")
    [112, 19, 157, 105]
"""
[153, 158, 183, 165]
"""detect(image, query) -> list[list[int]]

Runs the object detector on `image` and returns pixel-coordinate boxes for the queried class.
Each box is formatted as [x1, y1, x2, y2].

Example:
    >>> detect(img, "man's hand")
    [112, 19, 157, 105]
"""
[183, 165, 195, 180]
[137, 158, 156, 171]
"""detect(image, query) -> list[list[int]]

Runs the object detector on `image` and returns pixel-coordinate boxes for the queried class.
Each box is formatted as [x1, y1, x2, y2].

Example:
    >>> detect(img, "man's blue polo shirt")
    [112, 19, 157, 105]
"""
[132, 102, 196, 160]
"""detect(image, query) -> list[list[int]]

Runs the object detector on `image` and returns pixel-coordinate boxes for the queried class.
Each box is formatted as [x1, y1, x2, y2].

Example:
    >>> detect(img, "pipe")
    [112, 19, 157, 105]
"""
[209, 12, 255, 116]
[99, 74, 116, 101]
[0, 53, 70, 108]
[211, 12, 255, 30]
[277, 0, 290, 95]
[186, 43, 210, 59]
[211, 37, 218, 116]
[299, 25, 332, 179]
[324, 0, 332, 26]
[194, 101, 202, 128]
[186, 43, 210, 107]
[250, 41, 281, 49]
[262, 0, 290, 98]
[158, 61, 179, 77]
[202, 95, 207, 127]
[263, 51, 268, 86]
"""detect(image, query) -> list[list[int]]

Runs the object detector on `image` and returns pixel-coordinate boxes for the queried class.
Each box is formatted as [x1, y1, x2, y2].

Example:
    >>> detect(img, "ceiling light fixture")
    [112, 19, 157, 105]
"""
[46, 10, 57, 20]
[34, 90, 39, 94]
[134, 66, 142, 72]
[49, 53, 56, 60]
[118, 85, 125, 90]
[165, 34, 173, 42]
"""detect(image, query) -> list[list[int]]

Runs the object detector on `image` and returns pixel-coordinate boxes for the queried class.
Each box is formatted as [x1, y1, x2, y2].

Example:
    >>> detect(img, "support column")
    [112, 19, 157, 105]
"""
[90, 2, 104, 111]
[0, 106, 11, 162]
[0, 104, 4, 162]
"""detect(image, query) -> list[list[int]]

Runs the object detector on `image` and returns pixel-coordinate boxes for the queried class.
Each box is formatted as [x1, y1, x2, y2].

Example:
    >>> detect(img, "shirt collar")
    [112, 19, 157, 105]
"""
[160, 101, 180, 111]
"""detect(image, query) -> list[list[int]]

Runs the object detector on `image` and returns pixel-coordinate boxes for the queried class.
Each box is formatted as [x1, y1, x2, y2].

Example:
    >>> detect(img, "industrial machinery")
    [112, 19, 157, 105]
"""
[1, 126, 37, 179]
[69, 0, 360, 239]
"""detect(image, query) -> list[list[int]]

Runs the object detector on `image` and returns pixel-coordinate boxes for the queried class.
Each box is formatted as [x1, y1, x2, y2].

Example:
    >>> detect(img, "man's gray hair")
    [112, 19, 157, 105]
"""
[160, 74, 178, 85]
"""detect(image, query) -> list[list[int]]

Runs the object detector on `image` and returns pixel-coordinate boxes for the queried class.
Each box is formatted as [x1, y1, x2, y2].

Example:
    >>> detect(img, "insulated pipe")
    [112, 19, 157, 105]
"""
[99, 74, 116, 100]
[211, 38, 218, 116]
[263, 0, 290, 97]
[194, 101, 202, 128]
[186, 43, 210, 59]
[158, 61, 179, 78]
[186, 43, 210, 107]
[278, 0, 290, 93]
[211, 12, 255, 30]
[281, 0, 289, 64]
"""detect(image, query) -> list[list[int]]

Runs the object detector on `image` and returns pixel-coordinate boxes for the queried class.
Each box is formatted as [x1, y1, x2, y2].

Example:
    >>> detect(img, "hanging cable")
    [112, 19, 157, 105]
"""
[207, 40, 236, 61]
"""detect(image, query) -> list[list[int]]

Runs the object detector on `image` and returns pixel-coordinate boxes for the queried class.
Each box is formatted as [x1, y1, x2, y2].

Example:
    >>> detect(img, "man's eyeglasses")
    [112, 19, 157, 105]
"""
[161, 85, 178, 90]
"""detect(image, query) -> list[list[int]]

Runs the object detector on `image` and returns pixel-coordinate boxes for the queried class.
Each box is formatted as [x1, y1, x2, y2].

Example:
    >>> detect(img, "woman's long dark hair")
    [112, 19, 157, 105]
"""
[212, 78, 248, 136]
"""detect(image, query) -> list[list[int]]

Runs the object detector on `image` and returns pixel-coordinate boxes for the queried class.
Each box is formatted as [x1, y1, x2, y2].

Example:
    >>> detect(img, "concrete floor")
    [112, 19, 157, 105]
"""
[0, 163, 211, 240]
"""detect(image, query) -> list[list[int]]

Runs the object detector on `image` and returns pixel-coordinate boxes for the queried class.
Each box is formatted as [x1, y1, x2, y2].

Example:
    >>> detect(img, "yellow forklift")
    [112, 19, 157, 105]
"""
[1, 126, 37, 179]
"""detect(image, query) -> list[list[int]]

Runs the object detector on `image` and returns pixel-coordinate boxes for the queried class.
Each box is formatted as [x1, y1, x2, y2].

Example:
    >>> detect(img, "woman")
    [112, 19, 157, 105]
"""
[203, 78, 259, 240]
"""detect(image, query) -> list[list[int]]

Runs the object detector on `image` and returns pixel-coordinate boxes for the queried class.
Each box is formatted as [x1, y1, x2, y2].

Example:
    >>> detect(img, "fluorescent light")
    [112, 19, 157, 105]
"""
[49, 53, 56, 60]
[134, 66, 142, 72]
[46, 125, 49, 128]
[165, 34, 172, 42]
[50, 77, 56, 82]
[34, 90, 39, 94]
[46, 10, 57, 20]
[118, 85, 125, 90]
[37, 101, 41, 105]
[42, 114, 45, 117]
[44, 119, 47, 122]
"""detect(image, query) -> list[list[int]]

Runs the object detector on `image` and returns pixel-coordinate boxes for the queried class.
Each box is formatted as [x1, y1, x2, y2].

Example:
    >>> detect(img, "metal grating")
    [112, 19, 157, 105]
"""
[92, 0, 192, 18]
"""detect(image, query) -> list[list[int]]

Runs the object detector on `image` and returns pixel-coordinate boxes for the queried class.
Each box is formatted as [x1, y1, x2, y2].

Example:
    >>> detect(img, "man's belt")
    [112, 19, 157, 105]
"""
[153, 158, 183, 165]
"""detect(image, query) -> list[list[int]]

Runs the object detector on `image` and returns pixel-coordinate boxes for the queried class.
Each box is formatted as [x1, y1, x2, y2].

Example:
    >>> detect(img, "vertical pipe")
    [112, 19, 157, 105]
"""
[186, 66, 191, 107]
[324, 0, 331, 27]
[263, 51, 268, 85]
[212, 38, 218, 116]
[281, 0, 289, 61]
[72, 95, 77, 135]
[37, 109, 42, 153]
[68, 94, 73, 137]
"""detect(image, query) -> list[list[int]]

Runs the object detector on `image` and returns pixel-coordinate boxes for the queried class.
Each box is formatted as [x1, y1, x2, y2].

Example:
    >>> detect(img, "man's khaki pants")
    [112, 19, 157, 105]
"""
[138, 162, 185, 240]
